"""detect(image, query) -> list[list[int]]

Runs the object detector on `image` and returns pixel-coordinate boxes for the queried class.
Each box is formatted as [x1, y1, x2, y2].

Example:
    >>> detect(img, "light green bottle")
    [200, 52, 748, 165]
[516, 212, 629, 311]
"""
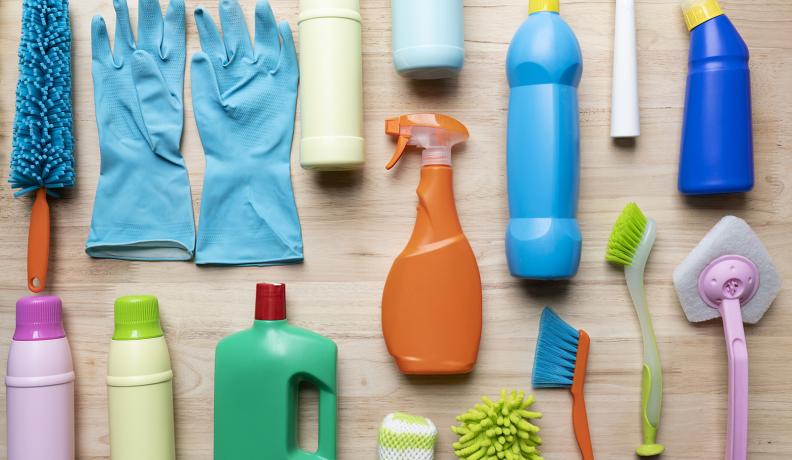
[298, 0, 364, 171]
[107, 296, 175, 460]
[214, 283, 338, 459]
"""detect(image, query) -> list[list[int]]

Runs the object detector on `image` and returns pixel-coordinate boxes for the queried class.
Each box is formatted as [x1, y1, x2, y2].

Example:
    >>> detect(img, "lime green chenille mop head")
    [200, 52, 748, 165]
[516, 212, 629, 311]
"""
[379, 412, 437, 460]
[451, 390, 543, 460]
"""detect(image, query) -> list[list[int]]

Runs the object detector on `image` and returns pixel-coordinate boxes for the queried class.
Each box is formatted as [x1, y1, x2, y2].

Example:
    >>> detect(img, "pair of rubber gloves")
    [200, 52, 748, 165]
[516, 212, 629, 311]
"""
[86, 0, 303, 265]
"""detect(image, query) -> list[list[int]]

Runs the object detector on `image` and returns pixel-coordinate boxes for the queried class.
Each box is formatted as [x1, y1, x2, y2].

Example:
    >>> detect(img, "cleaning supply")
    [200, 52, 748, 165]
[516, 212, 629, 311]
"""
[533, 307, 594, 460]
[299, 0, 364, 170]
[679, 0, 753, 194]
[605, 203, 664, 456]
[9, 0, 74, 292]
[378, 412, 437, 460]
[6, 296, 74, 460]
[673, 216, 780, 460]
[191, 0, 303, 265]
[381, 113, 482, 375]
[611, 0, 640, 137]
[87, 0, 195, 260]
[391, 0, 464, 79]
[451, 390, 543, 460]
[107, 295, 176, 460]
[214, 283, 338, 459]
[505, 0, 583, 280]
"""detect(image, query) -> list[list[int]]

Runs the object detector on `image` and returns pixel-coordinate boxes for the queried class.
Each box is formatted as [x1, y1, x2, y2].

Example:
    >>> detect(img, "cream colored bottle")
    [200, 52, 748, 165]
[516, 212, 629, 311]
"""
[107, 295, 176, 460]
[298, 0, 365, 170]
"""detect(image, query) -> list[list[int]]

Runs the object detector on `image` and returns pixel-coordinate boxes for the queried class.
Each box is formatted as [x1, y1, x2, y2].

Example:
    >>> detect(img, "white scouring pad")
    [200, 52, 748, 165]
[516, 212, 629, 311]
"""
[673, 216, 781, 324]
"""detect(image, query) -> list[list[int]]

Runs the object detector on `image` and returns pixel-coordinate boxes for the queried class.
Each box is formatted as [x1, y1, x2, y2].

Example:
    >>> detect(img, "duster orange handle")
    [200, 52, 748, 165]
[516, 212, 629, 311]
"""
[570, 330, 594, 460]
[27, 188, 50, 292]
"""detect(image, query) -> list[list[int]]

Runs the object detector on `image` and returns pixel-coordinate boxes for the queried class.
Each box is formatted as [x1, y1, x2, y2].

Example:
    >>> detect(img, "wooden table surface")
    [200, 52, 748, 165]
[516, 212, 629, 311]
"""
[1, 0, 791, 458]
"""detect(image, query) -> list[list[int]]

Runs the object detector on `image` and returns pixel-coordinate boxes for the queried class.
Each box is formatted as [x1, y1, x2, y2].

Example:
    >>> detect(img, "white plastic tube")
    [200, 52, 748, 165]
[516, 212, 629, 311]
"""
[611, 0, 640, 138]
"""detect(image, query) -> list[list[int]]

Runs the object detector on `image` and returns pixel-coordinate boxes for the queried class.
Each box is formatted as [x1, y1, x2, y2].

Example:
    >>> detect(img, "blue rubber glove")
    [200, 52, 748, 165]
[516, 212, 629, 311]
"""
[87, 0, 195, 260]
[191, 0, 303, 265]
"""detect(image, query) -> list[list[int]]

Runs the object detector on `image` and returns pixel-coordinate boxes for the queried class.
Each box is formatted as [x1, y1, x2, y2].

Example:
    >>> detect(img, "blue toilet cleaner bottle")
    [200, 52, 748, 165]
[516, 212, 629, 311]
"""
[505, 0, 583, 279]
[679, 0, 753, 195]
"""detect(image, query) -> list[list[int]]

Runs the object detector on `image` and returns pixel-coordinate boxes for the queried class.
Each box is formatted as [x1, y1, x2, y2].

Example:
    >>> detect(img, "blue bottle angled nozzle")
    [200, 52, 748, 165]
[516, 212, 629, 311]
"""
[678, 0, 753, 195]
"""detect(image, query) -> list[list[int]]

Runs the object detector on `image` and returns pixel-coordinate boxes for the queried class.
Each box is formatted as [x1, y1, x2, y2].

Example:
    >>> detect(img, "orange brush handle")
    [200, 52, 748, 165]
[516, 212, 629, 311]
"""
[27, 188, 50, 292]
[570, 330, 594, 460]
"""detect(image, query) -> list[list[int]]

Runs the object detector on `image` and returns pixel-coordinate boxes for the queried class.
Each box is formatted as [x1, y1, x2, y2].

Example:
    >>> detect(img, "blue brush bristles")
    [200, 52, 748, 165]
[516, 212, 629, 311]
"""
[9, 0, 74, 197]
[532, 307, 580, 388]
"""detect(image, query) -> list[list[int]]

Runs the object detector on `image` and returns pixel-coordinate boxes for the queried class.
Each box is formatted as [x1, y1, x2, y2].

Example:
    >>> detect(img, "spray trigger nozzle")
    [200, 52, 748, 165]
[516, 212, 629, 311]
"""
[385, 114, 469, 170]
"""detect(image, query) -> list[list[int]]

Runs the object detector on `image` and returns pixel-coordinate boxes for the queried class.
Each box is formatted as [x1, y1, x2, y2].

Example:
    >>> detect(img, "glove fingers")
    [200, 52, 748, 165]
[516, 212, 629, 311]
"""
[253, 0, 280, 69]
[131, 50, 182, 158]
[220, 0, 253, 61]
[163, 0, 186, 58]
[112, 0, 137, 58]
[195, 6, 227, 62]
[91, 16, 116, 67]
[191, 52, 225, 111]
[277, 20, 297, 72]
[137, 0, 164, 55]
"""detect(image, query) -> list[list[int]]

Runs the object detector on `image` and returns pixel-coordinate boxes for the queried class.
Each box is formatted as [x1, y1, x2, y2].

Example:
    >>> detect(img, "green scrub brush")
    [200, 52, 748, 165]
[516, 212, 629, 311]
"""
[451, 390, 543, 460]
[9, 0, 74, 292]
[606, 203, 664, 456]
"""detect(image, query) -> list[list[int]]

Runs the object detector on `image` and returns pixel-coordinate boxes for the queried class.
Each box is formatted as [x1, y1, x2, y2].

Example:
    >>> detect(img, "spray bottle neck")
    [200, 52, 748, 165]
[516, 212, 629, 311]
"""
[421, 147, 453, 167]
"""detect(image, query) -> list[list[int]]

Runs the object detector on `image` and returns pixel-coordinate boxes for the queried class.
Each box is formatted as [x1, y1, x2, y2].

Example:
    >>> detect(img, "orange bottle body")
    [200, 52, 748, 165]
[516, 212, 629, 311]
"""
[382, 165, 482, 374]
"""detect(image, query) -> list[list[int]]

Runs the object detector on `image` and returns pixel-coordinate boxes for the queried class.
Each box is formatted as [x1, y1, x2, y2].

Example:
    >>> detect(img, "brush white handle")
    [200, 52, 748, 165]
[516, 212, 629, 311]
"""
[720, 299, 748, 460]
[611, 0, 640, 138]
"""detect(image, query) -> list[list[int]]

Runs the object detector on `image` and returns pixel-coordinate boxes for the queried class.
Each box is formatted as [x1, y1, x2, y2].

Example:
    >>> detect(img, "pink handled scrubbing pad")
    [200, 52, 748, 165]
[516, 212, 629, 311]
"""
[673, 216, 780, 324]
[672, 215, 780, 460]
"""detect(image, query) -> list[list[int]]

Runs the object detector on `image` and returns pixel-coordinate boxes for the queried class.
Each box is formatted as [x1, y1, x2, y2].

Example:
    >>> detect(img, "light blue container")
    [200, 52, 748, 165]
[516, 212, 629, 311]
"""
[391, 0, 464, 79]
[505, 0, 582, 279]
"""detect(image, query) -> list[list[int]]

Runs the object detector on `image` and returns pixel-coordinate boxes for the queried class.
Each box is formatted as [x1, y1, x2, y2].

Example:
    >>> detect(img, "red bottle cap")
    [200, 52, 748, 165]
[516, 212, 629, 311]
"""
[255, 283, 286, 320]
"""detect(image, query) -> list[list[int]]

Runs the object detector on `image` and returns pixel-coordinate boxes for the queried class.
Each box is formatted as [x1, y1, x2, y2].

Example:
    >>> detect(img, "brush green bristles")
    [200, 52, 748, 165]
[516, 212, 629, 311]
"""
[606, 202, 648, 266]
[451, 390, 543, 460]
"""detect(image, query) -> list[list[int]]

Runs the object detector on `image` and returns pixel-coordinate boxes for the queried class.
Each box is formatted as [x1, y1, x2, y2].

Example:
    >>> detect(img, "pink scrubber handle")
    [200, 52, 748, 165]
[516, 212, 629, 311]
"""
[721, 299, 748, 460]
[698, 255, 757, 460]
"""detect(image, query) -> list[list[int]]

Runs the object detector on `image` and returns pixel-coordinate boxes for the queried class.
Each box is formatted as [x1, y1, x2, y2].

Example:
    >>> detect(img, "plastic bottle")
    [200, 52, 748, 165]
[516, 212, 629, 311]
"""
[391, 0, 464, 79]
[6, 296, 74, 460]
[381, 113, 482, 375]
[679, 0, 752, 195]
[107, 296, 175, 460]
[299, 0, 365, 171]
[214, 283, 338, 459]
[505, 0, 583, 280]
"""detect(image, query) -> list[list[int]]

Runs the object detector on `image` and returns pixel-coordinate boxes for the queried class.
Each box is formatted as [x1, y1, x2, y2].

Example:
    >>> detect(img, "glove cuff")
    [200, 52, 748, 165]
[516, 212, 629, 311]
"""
[86, 222, 195, 261]
[195, 228, 303, 266]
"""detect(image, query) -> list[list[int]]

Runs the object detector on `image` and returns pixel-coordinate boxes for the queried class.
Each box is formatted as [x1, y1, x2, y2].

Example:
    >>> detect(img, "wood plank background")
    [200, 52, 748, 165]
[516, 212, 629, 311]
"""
[1, 0, 791, 458]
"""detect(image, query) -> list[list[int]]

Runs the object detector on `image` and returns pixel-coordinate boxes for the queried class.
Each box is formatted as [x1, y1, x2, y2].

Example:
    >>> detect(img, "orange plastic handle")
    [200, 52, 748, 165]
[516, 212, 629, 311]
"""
[570, 330, 594, 460]
[27, 188, 50, 292]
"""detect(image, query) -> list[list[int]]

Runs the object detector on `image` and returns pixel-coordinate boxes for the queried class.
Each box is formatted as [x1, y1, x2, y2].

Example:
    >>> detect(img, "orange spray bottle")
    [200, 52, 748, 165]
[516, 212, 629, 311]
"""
[382, 113, 482, 375]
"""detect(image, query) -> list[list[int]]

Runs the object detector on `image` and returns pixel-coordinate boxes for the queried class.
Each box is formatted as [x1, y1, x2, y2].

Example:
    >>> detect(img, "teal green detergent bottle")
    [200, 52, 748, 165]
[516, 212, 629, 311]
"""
[214, 283, 338, 459]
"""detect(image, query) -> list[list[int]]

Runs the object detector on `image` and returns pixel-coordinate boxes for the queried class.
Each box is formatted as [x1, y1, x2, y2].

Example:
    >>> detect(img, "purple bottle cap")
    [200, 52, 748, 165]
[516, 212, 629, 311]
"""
[14, 296, 66, 341]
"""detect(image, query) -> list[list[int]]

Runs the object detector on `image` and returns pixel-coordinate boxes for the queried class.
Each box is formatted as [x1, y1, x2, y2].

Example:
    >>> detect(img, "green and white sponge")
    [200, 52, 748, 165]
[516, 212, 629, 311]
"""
[379, 412, 437, 460]
[451, 390, 543, 460]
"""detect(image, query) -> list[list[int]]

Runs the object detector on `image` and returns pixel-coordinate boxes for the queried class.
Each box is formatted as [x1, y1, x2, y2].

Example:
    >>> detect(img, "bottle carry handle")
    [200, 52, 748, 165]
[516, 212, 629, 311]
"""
[291, 371, 337, 460]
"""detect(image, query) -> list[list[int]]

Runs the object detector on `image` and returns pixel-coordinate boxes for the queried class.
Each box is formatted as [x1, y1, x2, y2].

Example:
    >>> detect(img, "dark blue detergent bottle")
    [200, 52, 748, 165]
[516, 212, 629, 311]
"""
[679, 0, 753, 195]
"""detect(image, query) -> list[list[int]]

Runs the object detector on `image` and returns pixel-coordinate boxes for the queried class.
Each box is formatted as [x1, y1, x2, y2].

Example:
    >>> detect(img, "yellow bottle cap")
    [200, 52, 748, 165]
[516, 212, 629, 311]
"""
[529, 0, 560, 14]
[681, 0, 724, 30]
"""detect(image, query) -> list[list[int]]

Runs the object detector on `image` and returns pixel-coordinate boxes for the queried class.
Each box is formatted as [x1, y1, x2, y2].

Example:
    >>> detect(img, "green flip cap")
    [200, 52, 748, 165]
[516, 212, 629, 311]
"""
[113, 295, 164, 340]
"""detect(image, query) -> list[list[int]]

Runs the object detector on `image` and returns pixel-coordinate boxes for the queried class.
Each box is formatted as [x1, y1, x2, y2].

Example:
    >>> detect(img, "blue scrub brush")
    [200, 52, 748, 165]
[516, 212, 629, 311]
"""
[532, 307, 594, 460]
[9, 0, 74, 292]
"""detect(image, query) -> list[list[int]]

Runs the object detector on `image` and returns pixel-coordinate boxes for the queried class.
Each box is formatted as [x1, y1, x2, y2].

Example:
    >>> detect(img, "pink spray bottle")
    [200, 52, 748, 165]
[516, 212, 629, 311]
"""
[5, 296, 75, 460]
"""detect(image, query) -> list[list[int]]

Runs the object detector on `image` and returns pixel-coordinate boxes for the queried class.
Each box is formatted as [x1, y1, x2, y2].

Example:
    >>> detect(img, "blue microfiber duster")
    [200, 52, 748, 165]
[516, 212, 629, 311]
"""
[9, 0, 73, 292]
